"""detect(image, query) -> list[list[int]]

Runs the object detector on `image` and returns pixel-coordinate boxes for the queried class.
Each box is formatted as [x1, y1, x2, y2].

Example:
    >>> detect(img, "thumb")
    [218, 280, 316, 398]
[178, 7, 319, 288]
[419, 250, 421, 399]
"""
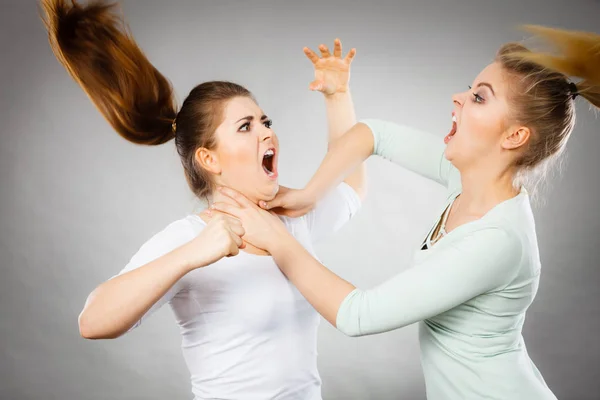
[259, 200, 273, 210]
[309, 80, 324, 92]
[260, 195, 285, 210]
[320, 81, 337, 95]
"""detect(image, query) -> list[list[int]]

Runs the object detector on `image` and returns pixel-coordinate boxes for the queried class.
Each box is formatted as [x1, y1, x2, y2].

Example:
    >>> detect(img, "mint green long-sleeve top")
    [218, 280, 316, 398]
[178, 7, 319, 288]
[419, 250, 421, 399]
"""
[336, 119, 557, 400]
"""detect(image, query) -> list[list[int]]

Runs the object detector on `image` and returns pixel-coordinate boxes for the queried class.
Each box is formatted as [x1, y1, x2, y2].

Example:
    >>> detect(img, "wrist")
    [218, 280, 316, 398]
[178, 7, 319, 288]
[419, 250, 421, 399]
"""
[303, 183, 322, 204]
[177, 242, 204, 273]
[268, 232, 298, 261]
[323, 90, 350, 102]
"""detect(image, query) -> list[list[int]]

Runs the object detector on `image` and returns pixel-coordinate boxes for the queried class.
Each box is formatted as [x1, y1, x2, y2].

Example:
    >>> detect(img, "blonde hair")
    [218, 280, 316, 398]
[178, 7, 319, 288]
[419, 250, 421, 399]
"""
[495, 25, 600, 194]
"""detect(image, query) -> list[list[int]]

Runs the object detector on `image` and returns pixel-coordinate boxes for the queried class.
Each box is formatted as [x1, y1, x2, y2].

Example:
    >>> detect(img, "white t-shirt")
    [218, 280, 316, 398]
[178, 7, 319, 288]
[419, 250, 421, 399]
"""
[116, 183, 361, 400]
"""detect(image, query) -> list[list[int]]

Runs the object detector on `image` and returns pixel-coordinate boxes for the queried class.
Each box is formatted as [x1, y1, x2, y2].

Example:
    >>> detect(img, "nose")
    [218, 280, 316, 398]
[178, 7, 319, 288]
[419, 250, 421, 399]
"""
[259, 124, 273, 142]
[452, 91, 466, 109]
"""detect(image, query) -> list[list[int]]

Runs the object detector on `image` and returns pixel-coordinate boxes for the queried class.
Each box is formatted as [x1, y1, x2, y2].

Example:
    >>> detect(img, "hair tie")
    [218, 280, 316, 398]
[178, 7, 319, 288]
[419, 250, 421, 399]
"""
[171, 118, 177, 133]
[568, 82, 579, 100]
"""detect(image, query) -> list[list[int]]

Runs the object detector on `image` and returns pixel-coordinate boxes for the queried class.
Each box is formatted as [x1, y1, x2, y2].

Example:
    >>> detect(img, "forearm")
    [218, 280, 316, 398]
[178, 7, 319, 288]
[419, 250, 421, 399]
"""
[78, 243, 197, 339]
[324, 92, 366, 198]
[270, 234, 355, 326]
[360, 119, 456, 186]
[324, 92, 356, 143]
[333, 227, 522, 337]
[306, 122, 374, 201]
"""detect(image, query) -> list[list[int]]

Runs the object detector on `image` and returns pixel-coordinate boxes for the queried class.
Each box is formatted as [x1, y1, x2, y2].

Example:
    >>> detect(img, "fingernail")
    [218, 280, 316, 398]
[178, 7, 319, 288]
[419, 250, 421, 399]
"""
[210, 204, 215, 209]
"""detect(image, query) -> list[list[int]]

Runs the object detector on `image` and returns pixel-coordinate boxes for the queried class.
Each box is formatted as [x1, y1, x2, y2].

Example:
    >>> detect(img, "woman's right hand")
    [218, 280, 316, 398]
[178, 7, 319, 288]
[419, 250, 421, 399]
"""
[78, 213, 245, 340]
[184, 214, 246, 269]
[258, 186, 317, 218]
[304, 38, 356, 96]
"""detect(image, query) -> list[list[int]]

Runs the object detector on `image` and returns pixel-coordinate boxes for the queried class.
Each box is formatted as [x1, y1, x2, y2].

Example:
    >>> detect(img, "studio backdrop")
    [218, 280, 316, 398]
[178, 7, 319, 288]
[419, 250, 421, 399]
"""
[1, 1, 599, 399]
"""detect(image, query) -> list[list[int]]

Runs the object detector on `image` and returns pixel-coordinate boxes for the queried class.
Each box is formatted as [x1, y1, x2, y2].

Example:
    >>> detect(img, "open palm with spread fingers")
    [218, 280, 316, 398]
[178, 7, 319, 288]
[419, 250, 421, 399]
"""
[305, 38, 356, 95]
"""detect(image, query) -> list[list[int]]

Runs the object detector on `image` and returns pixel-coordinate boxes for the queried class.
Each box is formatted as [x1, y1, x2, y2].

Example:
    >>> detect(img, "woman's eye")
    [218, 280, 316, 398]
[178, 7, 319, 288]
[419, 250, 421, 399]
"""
[264, 119, 273, 128]
[239, 122, 250, 132]
[469, 85, 485, 103]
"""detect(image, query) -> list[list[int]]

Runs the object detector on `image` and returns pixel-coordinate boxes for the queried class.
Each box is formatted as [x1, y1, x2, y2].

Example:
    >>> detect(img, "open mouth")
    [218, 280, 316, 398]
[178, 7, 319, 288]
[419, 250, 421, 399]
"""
[262, 148, 278, 179]
[444, 114, 457, 144]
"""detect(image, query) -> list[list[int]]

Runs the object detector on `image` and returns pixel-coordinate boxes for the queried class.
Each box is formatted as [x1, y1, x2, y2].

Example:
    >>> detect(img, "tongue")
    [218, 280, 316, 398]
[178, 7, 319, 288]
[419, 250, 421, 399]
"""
[444, 121, 457, 144]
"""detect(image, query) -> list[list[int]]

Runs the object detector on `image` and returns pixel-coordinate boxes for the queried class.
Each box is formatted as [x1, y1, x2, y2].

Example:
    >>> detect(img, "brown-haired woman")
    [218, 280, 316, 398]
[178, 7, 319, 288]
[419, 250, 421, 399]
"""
[40, 1, 365, 399]
[207, 25, 600, 399]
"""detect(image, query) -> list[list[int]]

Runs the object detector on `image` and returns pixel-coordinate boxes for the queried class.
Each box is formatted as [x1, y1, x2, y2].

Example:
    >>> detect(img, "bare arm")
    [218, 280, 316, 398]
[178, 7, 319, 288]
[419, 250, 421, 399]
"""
[78, 245, 195, 339]
[261, 120, 459, 214]
[78, 215, 244, 339]
[209, 188, 522, 337]
[267, 225, 521, 335]
[271, 234, 355, 325]
[306, 122, 375, 201]
[307, 39, 366, 199]
[324, 92, 366, 198]
[304, 119, 457, 203]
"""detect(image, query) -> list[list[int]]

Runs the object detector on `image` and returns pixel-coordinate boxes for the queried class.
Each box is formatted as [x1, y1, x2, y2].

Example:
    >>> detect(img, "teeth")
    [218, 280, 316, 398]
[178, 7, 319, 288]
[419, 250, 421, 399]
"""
[264, 149, 274, 157]
[263, 166, 275, 177]
[452, 115, 457, 123]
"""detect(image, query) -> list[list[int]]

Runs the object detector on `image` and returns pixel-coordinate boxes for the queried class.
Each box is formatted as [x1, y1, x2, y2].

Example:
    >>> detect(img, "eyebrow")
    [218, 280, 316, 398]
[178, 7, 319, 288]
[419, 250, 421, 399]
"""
[235, 115, 269, 124]
[476, 82, 496, 97]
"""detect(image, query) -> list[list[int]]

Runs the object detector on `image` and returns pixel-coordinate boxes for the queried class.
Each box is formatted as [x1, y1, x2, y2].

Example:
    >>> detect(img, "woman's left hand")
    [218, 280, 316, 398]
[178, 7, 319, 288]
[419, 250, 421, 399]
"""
[204, 187, 290, 252]
[258, 185, 317, 218]
[305, 38, 356, 96]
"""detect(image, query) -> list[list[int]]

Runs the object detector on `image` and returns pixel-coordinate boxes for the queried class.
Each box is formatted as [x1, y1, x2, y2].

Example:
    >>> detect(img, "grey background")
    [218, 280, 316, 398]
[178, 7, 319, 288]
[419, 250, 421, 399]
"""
[1, 0, 599, 399]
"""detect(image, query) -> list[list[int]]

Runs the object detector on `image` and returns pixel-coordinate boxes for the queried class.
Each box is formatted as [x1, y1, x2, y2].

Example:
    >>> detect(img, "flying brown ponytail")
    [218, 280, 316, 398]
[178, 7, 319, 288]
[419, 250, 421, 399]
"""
[40, 0, 177, 145]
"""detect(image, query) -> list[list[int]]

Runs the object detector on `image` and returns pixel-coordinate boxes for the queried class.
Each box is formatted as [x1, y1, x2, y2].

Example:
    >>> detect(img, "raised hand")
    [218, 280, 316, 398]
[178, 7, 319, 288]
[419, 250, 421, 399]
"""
[305, 38, 356, 96]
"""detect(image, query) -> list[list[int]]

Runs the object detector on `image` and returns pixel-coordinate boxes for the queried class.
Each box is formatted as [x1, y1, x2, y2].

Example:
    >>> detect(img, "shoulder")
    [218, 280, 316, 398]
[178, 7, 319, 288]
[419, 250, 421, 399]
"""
[131, 215, 203, 260]
[448, 189, 534, 258]
[151, 215, 201, 243]
[312, 182, 362, 217]
[473, 224, 522, 255]
[447, 220, 524, 270]
[482, 189, 536, 248]
[113, 215, 203, 277]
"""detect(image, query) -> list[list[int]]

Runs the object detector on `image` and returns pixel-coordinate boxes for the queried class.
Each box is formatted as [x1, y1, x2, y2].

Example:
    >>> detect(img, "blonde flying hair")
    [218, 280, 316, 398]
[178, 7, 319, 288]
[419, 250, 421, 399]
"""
[494, 25, 600, 192]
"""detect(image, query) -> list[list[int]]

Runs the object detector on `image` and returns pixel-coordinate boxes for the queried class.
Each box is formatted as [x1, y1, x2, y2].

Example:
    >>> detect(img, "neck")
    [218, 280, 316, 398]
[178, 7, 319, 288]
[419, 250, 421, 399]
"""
[458, 164, 520, 215]
[205, 189, 270, 256]
[207, 186, 265, 208]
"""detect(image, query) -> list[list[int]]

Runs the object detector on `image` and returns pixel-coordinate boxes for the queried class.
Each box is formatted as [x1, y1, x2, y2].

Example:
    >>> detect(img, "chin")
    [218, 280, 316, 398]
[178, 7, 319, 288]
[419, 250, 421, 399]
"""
[261, 182, 279, 201]
[249, 182, 278, 204]
[444, 146, 454, 161]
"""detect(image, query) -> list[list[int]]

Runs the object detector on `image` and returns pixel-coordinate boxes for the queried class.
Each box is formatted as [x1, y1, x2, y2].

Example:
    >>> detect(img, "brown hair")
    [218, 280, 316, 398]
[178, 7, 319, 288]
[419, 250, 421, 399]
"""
[495, 25, 600, 189]
[40, 0, 254, 199]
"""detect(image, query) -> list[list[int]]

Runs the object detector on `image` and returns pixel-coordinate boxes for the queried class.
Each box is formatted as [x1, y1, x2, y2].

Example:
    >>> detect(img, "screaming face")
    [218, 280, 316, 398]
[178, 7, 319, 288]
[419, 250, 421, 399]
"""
[198, 96, 281, 203]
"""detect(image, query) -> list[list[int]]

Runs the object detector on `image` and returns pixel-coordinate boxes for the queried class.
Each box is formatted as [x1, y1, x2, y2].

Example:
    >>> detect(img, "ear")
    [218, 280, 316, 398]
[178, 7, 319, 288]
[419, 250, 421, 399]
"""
[502, 125, 531, 150]
[195, 147, 221, 175]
